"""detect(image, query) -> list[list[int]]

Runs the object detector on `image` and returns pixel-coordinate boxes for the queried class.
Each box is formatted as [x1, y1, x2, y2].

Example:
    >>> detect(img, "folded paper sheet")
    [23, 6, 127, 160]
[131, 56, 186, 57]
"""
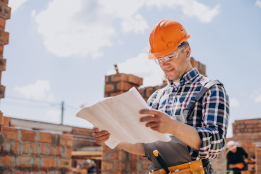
[76, 87, 171, 149]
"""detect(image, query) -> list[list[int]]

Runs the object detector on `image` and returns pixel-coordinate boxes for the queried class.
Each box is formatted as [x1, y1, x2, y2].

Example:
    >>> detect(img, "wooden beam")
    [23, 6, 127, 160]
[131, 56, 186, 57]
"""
[72, 151, 102, 156]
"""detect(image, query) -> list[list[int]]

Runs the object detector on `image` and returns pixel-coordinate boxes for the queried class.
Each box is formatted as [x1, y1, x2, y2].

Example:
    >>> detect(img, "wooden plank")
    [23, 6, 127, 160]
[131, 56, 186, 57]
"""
[72, 151, 102, 156]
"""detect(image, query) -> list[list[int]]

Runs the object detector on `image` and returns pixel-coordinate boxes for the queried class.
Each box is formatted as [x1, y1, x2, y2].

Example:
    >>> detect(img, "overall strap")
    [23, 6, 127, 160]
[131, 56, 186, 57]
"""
[183, 80, 223, 122]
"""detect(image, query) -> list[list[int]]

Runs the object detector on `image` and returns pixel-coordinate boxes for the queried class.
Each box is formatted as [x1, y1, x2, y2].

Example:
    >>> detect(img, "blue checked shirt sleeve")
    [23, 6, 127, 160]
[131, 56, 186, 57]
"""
[195, 84, 229, 160]
[147, 89, 160, 110]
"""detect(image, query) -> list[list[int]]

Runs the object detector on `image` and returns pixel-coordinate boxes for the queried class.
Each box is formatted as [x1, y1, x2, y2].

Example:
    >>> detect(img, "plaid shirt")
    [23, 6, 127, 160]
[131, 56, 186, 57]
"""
[147, 68, 229, 160]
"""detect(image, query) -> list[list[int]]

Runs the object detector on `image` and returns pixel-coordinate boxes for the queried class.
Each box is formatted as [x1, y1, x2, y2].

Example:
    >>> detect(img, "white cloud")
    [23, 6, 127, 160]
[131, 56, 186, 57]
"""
[14, 80, 54, 101]
[32, 0, 219, 58]
[107, 53, 164, 87]
[251, 89, 261, 103]
[32, 0, 115, 58]
[8, 0, 28, 13]
[230, 98, 240, 108]
[121, 14, 148, 34]
[255, 94, 261, 103]
[145, 0, 221, 23]
[256, 0, 261, 7]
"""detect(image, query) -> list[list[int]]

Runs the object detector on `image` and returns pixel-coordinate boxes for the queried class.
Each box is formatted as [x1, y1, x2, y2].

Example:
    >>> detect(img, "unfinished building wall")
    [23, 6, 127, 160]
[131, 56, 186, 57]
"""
[0, 0, 11, 126]
[0, 125, 73, 174]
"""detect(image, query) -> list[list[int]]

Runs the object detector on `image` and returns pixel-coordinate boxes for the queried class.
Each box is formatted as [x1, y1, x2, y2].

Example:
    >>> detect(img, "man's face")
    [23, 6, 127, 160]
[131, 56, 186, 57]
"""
[159, 46, 190, 82]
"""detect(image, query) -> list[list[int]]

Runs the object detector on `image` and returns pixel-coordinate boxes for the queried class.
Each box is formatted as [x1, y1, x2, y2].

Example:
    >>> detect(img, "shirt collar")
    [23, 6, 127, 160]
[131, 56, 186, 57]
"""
[167, 68, 200, 86]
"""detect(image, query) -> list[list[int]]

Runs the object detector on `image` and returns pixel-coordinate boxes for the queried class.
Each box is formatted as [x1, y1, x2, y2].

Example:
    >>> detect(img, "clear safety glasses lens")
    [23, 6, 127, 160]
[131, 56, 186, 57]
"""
[154, 47, 186, 65]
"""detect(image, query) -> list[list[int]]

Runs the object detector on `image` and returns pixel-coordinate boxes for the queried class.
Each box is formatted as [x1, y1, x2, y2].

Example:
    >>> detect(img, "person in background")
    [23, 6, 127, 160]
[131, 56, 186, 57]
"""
[227, 140, 248, 174]
[83, 159, 96, 174]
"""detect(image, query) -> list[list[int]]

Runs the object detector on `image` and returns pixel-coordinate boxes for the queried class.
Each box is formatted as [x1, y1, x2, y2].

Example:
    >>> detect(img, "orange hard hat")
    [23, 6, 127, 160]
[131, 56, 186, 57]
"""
[148, 20, 190, 60]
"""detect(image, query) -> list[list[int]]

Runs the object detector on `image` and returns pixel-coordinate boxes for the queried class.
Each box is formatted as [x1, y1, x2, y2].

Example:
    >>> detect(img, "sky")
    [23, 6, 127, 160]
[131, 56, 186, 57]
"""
[1, 0, 261, 138]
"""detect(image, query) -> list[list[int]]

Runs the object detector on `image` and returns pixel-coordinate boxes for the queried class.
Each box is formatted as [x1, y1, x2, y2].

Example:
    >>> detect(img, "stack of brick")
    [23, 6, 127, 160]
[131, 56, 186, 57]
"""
[103, 73, 151, 174]
[256, 148, 261, 173]
[190, 57, 207, 77]
[102, 145, 151, 174]
[0, 0, 11, 122]
[138, 84, 167, 102]
[104, 73, 143, 97]
[0, 126, 73, 174]
[66, 127, 99, 151]
[232, 119, 261, 158]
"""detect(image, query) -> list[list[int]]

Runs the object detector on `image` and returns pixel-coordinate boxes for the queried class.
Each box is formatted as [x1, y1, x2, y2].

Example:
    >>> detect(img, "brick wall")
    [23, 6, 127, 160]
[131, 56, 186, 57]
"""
[0, 0, 10, 125]
[0, 126, 73, 174]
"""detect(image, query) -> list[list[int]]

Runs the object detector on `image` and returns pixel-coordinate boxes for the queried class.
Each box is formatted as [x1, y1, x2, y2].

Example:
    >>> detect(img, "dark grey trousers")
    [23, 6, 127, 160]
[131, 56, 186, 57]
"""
[203, 161, 215, 174]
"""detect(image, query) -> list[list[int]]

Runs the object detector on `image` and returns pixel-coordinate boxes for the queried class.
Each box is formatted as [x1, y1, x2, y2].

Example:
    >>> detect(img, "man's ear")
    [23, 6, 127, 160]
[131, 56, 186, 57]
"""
[185, 46, 191, 59]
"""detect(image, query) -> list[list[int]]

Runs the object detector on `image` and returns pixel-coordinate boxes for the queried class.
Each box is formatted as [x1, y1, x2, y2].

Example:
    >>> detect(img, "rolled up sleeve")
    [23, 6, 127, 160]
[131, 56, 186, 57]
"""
[195, 84, 229, 160]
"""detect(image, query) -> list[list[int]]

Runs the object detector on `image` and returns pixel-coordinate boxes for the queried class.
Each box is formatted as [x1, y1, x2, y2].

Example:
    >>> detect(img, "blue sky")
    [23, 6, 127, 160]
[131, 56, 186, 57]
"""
[1, 0, 261, 138]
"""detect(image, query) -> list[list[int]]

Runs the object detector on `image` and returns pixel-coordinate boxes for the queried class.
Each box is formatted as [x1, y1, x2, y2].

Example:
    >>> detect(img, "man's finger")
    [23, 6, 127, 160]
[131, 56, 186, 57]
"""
[92, 130, 109, 137]
[146, 122, 160, 128]
[140, 115, 161, 122]
[139, 109, 161, 115]
[92, 127, 99, 133]
[95, 133, 110, 142]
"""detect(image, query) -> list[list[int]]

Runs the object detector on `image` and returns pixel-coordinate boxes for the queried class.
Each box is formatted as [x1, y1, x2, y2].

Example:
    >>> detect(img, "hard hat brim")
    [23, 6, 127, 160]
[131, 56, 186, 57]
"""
[148, 35, 190, 60]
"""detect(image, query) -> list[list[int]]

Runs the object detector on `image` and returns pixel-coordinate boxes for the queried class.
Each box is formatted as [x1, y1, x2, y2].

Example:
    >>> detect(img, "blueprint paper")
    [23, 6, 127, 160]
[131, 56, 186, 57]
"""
[76, 87, 171, 149]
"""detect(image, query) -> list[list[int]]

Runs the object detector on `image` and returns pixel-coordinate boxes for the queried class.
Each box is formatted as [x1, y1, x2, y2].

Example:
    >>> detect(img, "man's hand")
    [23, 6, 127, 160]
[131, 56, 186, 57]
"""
[91, 127, 110, 145]
[139, 109, 178, 134]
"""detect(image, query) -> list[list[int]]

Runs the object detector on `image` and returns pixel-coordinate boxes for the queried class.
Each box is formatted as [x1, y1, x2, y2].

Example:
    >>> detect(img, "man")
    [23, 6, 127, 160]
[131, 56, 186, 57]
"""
[92, 20, 229, 174]
[227, 141, 248, 174]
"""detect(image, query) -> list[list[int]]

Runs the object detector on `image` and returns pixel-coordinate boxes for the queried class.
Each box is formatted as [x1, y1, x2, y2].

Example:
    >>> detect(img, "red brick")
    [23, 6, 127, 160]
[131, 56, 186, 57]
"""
[109, 151, 125, 161]
[129, 161, 137, 170]
[39, 144, 47, 155]
[1, 126, 18, 140]
[38, 131, 52, 143]
[60, 134, 73, 147]
[256, 148, 261, 156]
[0, 155, 15, 167]
[131, 154, 137, 160]
[0, 45, 3, 56]
[0, 111, 3, 125]
[3, 116, 9, 126]
[111, 74, 128, 82]
[17, 156, 34, 168]
[105, 84, 114, 93]
[115, 161, 125, 171]
[256, 164, 261, 171]
[139, 155, 146, 160]
[0, 17, 6, 29]
[66, 146, 72, 158]
[111, 91, 124, 96]
[11, 141, 21, 154]
[58, 158, 71, 169]
[22, 143, 31, 154]
[128, 74, 143, 86]
[31, 144, 38, 155]
[257, 156, 261, 163]
[0, 84, 5, 98]
[0, 30, 9, 44]
[41, 157, 56, 168]
[0, 57, 6, 71]
[102, 161, 113, 171]
[0, 3, 11, 19]
[20, 129, 37, 142]
[146, 87, 154, 98]
[141, 160, 151, 170]
[102, 144, 111, 151]
[0, 0, 9, 5]
[117, 81, 132, 91]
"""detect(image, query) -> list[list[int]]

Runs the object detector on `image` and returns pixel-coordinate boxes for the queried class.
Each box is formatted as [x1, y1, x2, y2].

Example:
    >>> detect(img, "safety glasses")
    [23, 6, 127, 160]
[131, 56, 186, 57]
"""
[154, 47, 186, 65]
